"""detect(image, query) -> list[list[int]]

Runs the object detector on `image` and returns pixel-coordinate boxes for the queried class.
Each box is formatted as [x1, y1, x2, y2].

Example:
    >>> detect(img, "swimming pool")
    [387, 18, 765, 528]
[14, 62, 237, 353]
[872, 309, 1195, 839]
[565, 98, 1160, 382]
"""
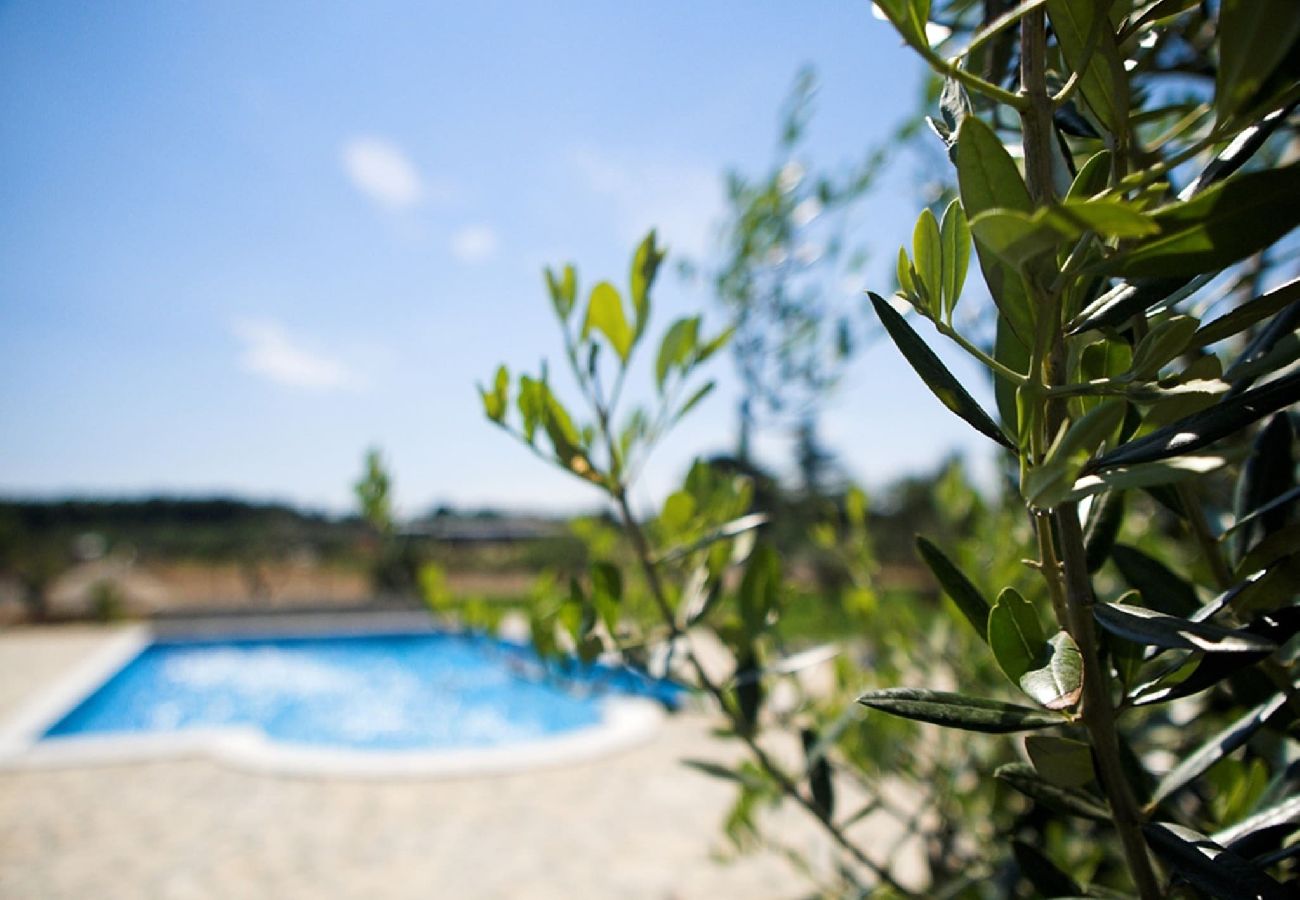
[0, 621, 677, 777]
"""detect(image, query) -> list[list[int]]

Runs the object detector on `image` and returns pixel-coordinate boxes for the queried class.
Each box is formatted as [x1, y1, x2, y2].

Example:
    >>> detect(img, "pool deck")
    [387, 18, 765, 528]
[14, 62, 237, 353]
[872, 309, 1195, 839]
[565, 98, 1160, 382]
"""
[0, 624, 924, 898]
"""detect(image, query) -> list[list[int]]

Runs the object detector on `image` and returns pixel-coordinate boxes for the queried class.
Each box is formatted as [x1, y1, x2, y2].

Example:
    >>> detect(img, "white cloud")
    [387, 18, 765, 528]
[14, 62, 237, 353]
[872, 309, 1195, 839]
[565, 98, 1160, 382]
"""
[450, 224, 498, 264]
[232, 319, 361, 391]
[570, 146, 723, 258]
[341, 136, 426, 210]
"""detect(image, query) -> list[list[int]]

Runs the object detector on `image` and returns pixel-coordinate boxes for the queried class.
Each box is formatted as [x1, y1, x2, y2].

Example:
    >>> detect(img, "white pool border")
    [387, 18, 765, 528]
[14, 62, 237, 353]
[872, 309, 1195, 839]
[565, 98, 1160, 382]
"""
[0, 615, 666, 779]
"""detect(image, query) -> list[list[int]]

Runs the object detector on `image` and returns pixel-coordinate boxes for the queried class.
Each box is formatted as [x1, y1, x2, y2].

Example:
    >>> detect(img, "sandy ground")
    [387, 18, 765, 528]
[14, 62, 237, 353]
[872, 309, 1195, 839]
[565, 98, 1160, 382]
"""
[0, 625, 921, 899]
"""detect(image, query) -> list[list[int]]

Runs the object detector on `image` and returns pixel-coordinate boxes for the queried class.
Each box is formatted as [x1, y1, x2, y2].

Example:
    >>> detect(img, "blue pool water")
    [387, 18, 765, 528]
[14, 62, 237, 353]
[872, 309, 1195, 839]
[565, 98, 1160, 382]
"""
[43, 632, 677, 751]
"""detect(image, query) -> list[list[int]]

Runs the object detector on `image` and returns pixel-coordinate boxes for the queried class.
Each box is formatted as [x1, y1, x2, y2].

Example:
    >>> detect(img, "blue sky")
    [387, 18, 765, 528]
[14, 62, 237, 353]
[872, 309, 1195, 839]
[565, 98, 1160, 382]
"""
[0, 1, 998, 515]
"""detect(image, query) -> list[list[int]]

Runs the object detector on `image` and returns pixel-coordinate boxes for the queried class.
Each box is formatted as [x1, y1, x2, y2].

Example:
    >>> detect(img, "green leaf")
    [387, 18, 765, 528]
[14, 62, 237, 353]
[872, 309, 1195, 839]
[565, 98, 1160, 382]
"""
[479, 364, 509, 422]
[629, 231, 665, 336]
[995, 763, 1110, 821]
[655, 316, 700, 390]
[1025, 735, 1094, 789]
[1020, 631, 1084, 711]
[1011, 841, 1082, 899]
[1143, 822, 1290, 900]
[1025, 401, 1126, 509]
[737, 543, 779, 638]
[915, 536, 991, 641]
[544, 264, 577, 321]
[1045, 0, 1128, 134]
[589, 559, 622, 604]
[1066, 150, 1112, 201]
[896, 246, 916, 301]
[1068, 275, 1205, 335]
[1087, 371, 1300, 471]
[1213, 793, 1300, 850]
[659, 490, 696, 535]
[1150, 693, 1290, 807]
[1234, 414, 1297, 564]
[988, 587, 1045, 684]
[1045, 198, 1160, 239]
[954, 116, 1036, 342]
[970, 208, 1063, 269]
[868, 292, 1015, 449]
[1136, 607, 1300, 705]
[913, 207, 943, 316]
[955, 116, 1032, 215]
[994, 317, 1030, 434]
[1193, 276, 1300, 349]
[516, 374, 544, 443]
[1111, 544, 1199, 616]
[1084, 489, 1126, 573]
[857, 688, 1067, 733]
[1235, 521, 1300, 579]
[872, 0, 928, 51]
[973, 199, 1159, 272]
[1129, 315, 1200, 378]
[939, 198, 971, 320]
[1051, 399, 1127, 467]
[801, 728, 835, 819]
[1216, 0, 1300, 123]
[682, 759, 767, 790]
[672, 381, 716, 425]
[583, 281, 634, 362]
[1068, 454, 1231, 502]
[1093, 602, 1278, 653]
[1094, 163, 1300, 279]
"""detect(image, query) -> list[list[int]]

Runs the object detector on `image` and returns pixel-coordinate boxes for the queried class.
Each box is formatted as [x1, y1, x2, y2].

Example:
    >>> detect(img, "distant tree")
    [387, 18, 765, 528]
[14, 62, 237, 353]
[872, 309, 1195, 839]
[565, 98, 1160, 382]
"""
[712, 67, 886, 483]
[353, 447, 393, 535]
[353, 447, 422, 597]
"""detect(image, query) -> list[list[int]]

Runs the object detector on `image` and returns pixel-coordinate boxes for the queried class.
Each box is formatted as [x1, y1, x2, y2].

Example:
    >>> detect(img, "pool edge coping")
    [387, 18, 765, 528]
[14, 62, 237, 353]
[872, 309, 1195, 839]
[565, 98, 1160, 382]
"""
[0, 616, 667, 780]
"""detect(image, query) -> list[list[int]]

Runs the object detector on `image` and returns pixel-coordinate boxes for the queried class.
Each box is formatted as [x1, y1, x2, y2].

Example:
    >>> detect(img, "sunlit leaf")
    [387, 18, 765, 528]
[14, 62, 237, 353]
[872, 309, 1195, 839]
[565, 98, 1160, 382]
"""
[544, 264, 577, 321]
[1020, 631, 1084, 710]
[1093, 602, 1278, 653]
[913, 207, 943, 316]
[858, 688, 1067, 733]
[939, 198, 970, 319]
[583, 281, 634, 362]
[479, 364, 509, 423]
[629, 231, 665, 335]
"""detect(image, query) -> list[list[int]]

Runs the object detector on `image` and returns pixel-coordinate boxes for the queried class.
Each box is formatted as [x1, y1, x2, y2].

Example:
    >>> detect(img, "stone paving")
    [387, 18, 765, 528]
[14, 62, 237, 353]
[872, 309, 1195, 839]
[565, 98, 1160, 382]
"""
[0, 626, 920, 899]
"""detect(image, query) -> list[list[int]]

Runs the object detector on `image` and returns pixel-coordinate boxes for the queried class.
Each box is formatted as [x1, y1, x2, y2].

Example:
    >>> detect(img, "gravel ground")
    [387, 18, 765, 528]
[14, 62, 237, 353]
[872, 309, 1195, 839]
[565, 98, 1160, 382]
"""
[0, 625, 921, 899]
